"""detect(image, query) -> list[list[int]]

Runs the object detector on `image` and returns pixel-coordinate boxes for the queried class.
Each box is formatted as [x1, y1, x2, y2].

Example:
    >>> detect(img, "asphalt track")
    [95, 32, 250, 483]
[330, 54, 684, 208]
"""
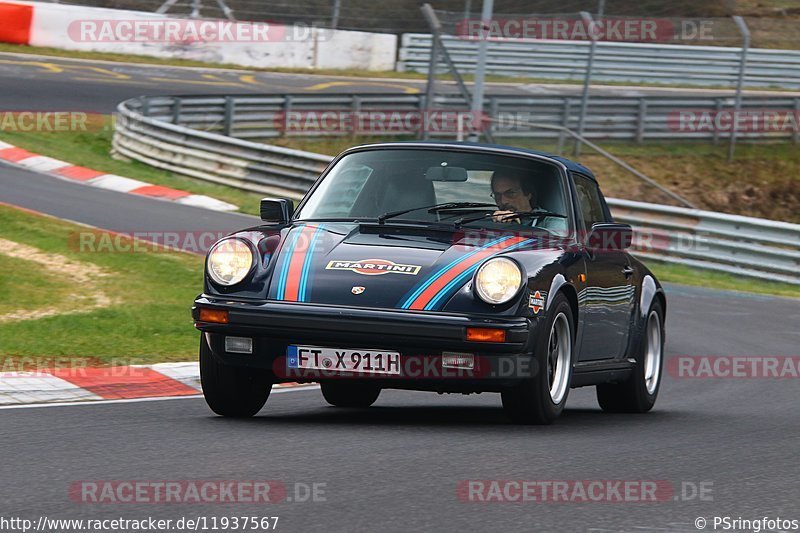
[2, 51, 798, 113]
[1, 51, 799, 532]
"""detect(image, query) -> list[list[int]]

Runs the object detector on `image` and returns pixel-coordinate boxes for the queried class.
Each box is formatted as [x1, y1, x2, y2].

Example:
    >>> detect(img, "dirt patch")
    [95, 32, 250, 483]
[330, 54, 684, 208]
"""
[0, 238, 116, 322]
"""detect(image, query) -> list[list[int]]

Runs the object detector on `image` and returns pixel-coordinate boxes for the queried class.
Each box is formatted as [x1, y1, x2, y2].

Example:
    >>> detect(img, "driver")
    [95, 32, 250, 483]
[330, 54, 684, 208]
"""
[491, 172, 535, 224]
[490, 172, 566, 233]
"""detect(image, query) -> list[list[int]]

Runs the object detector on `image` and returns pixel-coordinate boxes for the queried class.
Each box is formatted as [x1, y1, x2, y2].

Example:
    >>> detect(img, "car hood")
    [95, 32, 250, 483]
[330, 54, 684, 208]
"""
[265, 222, 554, 311]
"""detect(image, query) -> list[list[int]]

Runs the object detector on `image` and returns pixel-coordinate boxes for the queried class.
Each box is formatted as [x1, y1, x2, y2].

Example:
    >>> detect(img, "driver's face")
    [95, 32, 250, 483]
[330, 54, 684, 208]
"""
[492, 175, 533, 212]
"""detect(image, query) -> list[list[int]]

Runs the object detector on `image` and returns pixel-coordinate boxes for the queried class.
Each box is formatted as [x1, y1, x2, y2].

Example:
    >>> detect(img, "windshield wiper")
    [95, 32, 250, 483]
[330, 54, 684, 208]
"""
[377, 202, 496, 224]
[454, 209, 566, 228]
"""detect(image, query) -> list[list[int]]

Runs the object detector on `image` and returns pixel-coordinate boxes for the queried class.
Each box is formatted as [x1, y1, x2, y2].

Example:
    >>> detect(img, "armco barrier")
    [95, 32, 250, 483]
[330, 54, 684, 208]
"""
[120, 93, 800, 143]
[399, 34, 800, 89]
[113, 96, 800, 285]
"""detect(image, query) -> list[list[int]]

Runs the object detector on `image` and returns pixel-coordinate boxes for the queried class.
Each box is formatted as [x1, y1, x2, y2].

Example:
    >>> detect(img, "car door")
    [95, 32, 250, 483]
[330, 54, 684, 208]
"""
[572, 173, 634, 361]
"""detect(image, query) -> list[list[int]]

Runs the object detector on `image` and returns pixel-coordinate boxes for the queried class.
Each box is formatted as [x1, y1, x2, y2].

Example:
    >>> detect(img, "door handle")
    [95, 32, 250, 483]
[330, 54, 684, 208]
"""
[622, 266, 634, 277]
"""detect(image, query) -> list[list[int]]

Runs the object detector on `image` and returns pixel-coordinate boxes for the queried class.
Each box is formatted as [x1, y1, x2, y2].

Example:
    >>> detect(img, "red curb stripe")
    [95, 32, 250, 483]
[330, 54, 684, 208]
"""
[49, 367, 199, 400]
[53, 165, 106, 182]
[129, 184, 191, 200]
[0, 147, 37, 163]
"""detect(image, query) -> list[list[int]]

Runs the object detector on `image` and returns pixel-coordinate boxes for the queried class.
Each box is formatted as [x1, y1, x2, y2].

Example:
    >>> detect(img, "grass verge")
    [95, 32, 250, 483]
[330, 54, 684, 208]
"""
[647, 261, 800, 299]
[0, 204, 204, 362]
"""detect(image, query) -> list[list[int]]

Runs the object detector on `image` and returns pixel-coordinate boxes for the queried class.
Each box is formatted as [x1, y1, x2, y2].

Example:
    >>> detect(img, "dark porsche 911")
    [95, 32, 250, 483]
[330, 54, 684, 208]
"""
[192, 142, 666, 424]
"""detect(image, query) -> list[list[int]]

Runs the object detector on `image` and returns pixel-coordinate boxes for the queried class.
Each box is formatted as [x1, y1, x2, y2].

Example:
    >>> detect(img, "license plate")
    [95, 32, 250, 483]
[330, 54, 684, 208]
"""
[287, 345, 400, 375]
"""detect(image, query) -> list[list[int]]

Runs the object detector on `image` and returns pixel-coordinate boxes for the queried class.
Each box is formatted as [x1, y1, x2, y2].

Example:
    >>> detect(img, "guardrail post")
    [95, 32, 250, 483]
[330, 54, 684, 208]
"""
[636, 99, 647, 144]
[794, 99, 800, 144]
[282, 95, 293, 137]
[140, 97, 150, 117]
[418, 93, 428, 139]
[713, 99, 723, 145]
[557, 99, 572, 155]
[171, 97, 182, 125]
[351, 96, 361, 138]
[488, 97, 499, 140]
[223, 96, 235, 137]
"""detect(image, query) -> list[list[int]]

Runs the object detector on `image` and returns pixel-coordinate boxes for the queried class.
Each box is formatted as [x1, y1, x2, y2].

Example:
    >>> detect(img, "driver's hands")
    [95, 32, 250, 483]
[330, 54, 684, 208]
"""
[492, 210, 521, 224]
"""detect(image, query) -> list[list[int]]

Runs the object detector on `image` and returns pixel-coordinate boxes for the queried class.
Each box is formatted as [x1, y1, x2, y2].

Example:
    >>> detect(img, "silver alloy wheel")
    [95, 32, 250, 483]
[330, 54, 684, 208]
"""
[547, 313, 572, 404]
[644, 310, 663, 395]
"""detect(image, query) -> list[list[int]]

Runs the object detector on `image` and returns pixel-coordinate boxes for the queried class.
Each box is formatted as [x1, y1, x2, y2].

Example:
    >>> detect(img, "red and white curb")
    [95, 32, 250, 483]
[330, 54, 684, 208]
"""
[0, 362, 311, 406]
[0, 140, 237, 212]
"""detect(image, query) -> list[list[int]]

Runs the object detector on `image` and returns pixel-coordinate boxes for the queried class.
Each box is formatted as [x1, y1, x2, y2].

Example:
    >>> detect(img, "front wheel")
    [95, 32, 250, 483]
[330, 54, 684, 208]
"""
[321, 382, 380, 408]
[199, 335, 272, 417]
[596, 299, 664, 413]
[501, 293, 575, 425]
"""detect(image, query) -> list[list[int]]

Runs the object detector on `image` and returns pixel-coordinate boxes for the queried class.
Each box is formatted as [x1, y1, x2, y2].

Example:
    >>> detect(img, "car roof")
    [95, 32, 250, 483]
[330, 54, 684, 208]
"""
[347, 141, 597, 181]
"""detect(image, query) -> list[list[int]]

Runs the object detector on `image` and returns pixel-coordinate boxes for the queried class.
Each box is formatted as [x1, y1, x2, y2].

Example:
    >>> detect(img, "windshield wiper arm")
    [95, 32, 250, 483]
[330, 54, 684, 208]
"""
[377, 202, 496, 224]
[454, 209, 566, 228]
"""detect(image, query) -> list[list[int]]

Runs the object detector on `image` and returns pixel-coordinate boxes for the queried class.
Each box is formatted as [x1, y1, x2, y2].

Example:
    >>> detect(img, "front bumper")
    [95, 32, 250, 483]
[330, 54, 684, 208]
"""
[193, 296, 540, 392]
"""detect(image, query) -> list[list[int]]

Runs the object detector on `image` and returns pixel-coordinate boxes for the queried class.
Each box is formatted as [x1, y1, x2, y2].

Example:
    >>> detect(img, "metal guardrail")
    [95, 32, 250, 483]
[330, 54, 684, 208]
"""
[609, 199, 800, 285]
[113, 95, 800, 285]
[122, 93, 800, 143]
[114, 98, 333, 198]
[398, 34, 800, 89]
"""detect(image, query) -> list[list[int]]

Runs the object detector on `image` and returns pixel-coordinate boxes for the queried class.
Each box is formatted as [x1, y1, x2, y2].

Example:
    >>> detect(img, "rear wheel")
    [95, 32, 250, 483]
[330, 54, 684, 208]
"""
[501, 293, 574, 425]
[596, 299, 664, 413]
[321, 382, 380, 408]
[199, 335, 272, 417]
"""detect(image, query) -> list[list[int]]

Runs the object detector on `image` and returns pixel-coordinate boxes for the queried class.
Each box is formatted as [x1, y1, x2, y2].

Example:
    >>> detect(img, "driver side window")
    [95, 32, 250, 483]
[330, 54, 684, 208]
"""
[573, 174, 607, 233]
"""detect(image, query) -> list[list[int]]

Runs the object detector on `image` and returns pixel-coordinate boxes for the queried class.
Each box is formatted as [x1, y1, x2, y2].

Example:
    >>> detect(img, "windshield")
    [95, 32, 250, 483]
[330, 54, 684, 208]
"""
[295, 148, 571, 236]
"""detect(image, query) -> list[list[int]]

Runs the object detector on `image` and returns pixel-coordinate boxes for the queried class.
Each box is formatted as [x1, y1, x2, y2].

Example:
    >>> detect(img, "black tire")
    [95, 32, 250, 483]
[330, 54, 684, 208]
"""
[199, 335, 272, 417]
[321, 382, 380, 408]
[596, 299, 664, 413]
[501, 293, 575, 425]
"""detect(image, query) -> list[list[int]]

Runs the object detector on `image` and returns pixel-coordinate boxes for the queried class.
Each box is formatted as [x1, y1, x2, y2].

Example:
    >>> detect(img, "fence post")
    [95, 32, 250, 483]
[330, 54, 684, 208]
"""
[574, 0, 604, 157]
[171, 97, 181, 124]
[223, 96, 234, 137]
[729, 15, 750, 162]
[636, 98, 647, 144]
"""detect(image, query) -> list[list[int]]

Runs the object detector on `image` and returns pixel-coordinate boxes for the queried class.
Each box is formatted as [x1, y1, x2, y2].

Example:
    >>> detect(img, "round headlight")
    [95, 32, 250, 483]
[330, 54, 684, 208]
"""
[474, 257, 523, 305]
[207, 238, 254, 286]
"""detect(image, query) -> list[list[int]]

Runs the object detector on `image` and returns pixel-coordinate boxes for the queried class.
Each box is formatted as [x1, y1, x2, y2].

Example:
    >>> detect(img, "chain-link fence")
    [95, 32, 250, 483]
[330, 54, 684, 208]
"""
[33, 0, 800, 48]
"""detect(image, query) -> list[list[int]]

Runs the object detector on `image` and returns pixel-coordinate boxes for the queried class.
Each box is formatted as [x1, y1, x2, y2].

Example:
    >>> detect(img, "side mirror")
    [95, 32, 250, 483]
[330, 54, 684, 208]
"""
[586, 223, 633, 251]
[260, 198, 294, 224]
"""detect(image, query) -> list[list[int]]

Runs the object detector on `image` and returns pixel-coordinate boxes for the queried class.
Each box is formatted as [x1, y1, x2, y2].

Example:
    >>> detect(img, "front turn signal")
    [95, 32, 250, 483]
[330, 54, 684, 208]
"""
[466, 327, 506, 343]
[198, 308, 229, 324]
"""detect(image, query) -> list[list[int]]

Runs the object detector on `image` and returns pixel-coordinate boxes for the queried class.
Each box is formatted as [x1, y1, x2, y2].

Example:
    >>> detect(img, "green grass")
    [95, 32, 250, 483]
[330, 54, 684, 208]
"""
[0, 124, 264, 215]
[648, 261, 800, 299]
[0, 205, 204, 363]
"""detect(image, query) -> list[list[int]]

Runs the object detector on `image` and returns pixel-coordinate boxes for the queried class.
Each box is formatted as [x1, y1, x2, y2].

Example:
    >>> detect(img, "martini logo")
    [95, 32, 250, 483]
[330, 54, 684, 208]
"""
[529, 291, 545, 314]
[326, 259, 421, 276]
